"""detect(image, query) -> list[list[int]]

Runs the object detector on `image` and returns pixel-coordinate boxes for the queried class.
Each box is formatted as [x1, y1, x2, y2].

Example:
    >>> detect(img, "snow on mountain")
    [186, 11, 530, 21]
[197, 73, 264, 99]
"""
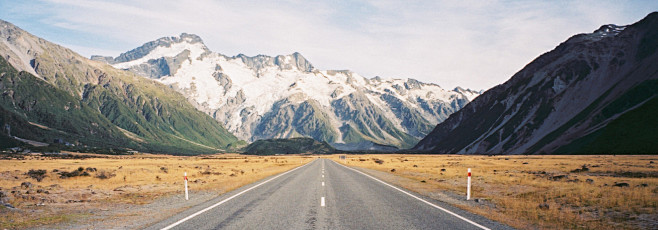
[0, 20, 240, 154]
[99, 34, 479, 150]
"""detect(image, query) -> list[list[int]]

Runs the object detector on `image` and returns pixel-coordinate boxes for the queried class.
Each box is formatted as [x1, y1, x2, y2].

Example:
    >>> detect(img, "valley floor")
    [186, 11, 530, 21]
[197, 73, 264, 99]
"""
[0, 153, 309, 229]
[0, 153, 655, 229]
[332, 154, 657, 229]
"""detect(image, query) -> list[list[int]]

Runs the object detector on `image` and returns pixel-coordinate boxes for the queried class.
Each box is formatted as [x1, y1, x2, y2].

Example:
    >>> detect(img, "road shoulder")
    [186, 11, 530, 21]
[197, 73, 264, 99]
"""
[337, 161, 514, 230]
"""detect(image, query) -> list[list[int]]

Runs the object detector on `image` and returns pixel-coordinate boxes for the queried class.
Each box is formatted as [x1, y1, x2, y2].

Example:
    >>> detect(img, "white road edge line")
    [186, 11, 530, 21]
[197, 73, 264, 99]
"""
[321, 197, 325, 207]
[160, 160, 315, 230]
[333, 160, 491, 230]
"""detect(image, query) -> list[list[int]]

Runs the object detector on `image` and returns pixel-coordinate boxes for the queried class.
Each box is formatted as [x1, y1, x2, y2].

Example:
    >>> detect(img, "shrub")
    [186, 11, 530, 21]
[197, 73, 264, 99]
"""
[26, 169, 47, 182]
[59, 169, 90, 178]
[95, 170, 116, 179]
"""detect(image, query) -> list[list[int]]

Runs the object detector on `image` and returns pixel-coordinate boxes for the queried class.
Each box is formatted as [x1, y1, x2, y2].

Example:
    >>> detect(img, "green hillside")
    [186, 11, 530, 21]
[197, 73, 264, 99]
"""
[562, 96, 658, 154]
[555, 79, 658, 154]
[0, 56, 129, 148]
[0, 54, 241, 154]
[242, 137, 336, 155]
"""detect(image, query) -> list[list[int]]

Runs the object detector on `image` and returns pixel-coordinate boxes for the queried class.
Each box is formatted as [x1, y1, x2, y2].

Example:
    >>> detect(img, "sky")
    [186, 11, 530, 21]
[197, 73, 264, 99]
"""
[0, 0, 656, 90]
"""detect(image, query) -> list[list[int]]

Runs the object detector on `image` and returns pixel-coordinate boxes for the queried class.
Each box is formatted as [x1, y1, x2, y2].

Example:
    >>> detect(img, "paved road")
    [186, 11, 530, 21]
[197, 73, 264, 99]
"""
[147, 159, 511, 230]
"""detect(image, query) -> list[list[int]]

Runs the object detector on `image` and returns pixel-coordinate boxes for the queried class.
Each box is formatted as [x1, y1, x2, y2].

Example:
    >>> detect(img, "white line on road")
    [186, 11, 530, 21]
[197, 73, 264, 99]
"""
[322, 182, 325, 186]
[160, 160, 315, 230]
[321, 197, 325, 207]
[322, 175, 324, 178]
[334, 160, 491, 230]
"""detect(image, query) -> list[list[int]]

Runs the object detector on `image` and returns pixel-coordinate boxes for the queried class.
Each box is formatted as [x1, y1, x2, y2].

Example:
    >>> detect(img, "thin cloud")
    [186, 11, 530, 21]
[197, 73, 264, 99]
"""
[1, 0, 655, 90]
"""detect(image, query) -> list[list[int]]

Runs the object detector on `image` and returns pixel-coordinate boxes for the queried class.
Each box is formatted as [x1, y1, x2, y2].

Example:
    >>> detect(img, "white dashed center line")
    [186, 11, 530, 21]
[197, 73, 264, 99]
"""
[322, 182, 325, 186]
[160, 161, 314, 230]
[321, 197, 325, 207]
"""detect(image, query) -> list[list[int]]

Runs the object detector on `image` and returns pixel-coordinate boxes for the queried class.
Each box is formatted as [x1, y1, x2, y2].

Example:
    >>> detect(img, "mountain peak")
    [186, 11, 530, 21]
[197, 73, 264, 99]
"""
[151, 33, 205, 46]
[234, 52, 314, 72]
[452, 86, 480, 93]
[592, 24, 626, 37]
[103, 32, 479, 150]
[178, 33, 204, 44]
[283, 51, 314, 72]
[0, 20, 241, 154]
[113, 33, 208, 63]
[413, 12, 658, 154]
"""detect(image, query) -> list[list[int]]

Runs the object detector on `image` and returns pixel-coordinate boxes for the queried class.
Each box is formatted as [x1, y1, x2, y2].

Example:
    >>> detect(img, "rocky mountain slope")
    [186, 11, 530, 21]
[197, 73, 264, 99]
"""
[98, 34, 479, 150]
[0, 20, 241, 154]
[413, 12, 658, 154]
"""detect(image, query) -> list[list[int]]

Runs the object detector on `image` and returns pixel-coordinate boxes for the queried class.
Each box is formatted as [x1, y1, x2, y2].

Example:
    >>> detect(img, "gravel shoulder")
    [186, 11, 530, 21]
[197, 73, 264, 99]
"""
[28, 190, 220, 230]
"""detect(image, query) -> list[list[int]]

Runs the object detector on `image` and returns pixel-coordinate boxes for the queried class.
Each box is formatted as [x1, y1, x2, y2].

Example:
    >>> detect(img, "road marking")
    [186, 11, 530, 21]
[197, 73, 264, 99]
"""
[322, 175, 324, 178]
[321, 197, 325, 207]
[333, 160, 491, 230]
[160, 160, 315, 230]
[322, 182, 325, 186]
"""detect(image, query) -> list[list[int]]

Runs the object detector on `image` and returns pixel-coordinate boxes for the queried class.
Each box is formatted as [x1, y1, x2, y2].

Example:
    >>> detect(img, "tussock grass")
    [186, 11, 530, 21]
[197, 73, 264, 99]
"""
[334, 154, 657, 229]
[0, 152, 312, 228]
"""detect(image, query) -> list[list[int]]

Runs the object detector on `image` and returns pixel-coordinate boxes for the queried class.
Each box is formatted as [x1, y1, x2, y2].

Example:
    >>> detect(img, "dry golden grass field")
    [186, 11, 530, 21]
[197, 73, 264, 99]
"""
[0, 152, 311, 229]
[1, 153, 656, 229]
[333, 154, 657, 230]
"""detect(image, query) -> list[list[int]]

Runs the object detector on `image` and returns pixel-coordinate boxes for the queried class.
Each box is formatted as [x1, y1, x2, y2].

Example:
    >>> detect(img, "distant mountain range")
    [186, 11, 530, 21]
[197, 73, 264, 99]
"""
[413, 12, 658, 154]
[0, 20, 241, 154]
[2, 11, 655, 155]
[95, 35, 479, 150]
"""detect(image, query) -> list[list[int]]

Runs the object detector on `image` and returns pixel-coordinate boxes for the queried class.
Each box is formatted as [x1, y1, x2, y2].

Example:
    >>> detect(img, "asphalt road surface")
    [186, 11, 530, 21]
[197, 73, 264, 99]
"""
[147, 159, 512, 230]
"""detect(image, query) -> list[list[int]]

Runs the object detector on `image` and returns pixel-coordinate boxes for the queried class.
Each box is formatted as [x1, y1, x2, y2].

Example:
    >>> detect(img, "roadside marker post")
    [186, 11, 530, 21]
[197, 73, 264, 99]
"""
[467, 168, 471, 200]
[184, 172, 189, 200]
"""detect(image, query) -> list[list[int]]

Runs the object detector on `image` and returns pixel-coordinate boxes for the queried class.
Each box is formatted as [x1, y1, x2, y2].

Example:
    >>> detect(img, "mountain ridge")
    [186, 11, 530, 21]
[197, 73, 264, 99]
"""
[100, 34, 480, 150]
[413, 12, 658, 154]
[0, 19, 242, 154]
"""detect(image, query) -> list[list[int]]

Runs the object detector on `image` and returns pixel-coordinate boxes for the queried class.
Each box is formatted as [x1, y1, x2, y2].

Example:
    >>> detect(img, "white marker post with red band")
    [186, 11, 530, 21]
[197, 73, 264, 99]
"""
[184, 172, 189, 200]
[467, 168, 471, 200]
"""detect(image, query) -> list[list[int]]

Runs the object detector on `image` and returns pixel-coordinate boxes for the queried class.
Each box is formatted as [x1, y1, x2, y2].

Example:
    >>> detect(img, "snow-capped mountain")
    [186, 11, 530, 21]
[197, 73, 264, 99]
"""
[95, 34, 479, 150]
[0, 20, 240, 154]
[413, 12, 658, 154]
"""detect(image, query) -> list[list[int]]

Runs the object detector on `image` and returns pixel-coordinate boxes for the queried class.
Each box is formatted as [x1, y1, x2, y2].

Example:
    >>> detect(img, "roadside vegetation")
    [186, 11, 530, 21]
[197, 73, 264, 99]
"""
[335, 154, 657, 230]
[0, 152, 311, 228]
[3, 153, 655, 229]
